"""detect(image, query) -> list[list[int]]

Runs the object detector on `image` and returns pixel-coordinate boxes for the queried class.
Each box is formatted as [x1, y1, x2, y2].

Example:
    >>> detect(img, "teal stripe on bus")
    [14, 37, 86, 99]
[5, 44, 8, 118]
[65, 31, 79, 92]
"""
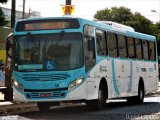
[111, 59, 119, 95]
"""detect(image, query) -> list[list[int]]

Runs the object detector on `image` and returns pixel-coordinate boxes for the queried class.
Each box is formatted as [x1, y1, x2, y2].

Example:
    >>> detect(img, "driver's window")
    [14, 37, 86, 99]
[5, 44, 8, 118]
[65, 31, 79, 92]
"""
[84, 25, 96, 72]
[85, 37, 96, 72]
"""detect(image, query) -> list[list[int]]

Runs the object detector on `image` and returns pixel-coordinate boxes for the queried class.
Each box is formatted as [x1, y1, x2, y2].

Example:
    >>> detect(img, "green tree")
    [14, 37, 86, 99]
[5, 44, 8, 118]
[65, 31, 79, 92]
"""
[94, 7, 153, 34]
[94, 6, 160, 56]
[94, 7, 133, 24]
[0, 0, 8, 3]
[0, 7, 6, 26]
[127, 12, 152, 34]
[0, 0, 8, 26]
[150, 22, 160, 55]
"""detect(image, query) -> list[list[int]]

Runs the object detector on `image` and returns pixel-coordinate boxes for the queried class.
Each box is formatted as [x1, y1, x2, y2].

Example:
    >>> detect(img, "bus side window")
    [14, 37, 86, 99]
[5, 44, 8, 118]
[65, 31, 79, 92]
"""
[117, 34, 127, 58]
[142, 40, 149, 60]
[96, 29, 107, 56]
[135, 39, 143, 60]
[149, 41, 156, 61]
[85, 37, 96, 72]
[107, 32, 118, 58]
[127, 37, 136, 58]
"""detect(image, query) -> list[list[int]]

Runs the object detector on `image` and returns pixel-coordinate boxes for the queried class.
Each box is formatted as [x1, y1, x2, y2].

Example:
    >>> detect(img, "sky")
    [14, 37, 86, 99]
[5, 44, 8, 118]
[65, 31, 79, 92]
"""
[0, 0, 160, 23]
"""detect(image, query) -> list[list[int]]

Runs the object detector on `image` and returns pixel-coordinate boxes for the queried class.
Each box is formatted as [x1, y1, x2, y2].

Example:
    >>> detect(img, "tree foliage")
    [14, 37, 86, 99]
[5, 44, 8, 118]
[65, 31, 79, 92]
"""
[0, 0, 8, 27]
[0, 0, 8, 4]
[94, 6, 160, 55]
[94, 7, 133, 24]
[0, 7, 6, 26]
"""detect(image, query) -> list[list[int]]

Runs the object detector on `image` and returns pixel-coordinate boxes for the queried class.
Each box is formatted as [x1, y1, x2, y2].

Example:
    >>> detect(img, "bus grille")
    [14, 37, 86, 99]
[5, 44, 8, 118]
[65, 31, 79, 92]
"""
[21, 73, 71, 81]
[25, 88, 68, 99]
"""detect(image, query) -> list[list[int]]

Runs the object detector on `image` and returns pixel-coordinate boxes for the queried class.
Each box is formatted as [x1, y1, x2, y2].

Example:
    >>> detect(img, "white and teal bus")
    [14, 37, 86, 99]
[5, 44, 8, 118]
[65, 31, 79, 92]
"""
[6, 17, 159, 111]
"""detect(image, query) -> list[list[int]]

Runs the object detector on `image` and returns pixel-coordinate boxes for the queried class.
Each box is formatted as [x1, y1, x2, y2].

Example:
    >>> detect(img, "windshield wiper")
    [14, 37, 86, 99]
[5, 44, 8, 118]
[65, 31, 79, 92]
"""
[58, 30, 65, 40]
[26, 32, 37, 41]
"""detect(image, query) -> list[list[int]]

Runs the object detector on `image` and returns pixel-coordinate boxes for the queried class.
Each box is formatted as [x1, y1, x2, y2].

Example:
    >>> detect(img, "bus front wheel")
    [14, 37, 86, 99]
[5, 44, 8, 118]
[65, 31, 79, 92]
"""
[87, 83, 107, 110]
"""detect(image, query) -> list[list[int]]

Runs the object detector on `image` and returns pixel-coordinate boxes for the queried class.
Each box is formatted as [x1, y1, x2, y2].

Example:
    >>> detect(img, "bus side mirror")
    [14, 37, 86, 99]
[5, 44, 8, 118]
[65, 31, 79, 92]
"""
[88, 38, 94, 51]
[6, 33, 13, 59]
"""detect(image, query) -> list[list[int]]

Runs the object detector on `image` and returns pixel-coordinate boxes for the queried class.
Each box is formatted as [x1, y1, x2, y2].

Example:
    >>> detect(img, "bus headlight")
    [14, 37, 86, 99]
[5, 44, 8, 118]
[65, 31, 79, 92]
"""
[69, 77, 84, 91]
[13, 80, 24, 92]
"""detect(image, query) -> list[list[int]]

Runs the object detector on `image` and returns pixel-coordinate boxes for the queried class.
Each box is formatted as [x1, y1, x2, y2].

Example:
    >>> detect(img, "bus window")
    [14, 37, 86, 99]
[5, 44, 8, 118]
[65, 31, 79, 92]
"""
[118, 35, 127, 58]
[135, 39, 142, 60]
[107, 32, 118, 58]
[142, 40, 149, 60]
[127, 37, 136, 58]
[85, 37, 96, 72]
[149, 41, 156, 61]
[96, 29, 107, 56]
[84, 25, 96, 72]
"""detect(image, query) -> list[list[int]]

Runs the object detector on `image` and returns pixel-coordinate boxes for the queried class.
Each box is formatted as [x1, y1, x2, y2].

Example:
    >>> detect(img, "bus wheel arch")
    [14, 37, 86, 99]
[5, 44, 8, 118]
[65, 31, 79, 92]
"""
[127, 77, 145, 104]
[86, 77, 108, 110]
[99, 77, 108, 100]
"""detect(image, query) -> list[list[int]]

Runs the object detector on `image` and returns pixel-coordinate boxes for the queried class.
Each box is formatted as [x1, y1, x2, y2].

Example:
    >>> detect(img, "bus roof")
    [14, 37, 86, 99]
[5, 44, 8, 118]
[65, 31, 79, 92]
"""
[15, 16, 156, 41]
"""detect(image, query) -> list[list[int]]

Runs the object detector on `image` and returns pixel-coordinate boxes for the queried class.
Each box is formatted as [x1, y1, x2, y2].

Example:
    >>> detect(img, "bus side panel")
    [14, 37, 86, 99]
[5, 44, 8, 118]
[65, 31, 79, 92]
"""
[86, 78, 99, 100]
[86, 59, 112, 100]
[145, 62, 159, 94]
[114, 59, 131, 97]
[132, 61, 144, 96]
[68, 81, 87, 100]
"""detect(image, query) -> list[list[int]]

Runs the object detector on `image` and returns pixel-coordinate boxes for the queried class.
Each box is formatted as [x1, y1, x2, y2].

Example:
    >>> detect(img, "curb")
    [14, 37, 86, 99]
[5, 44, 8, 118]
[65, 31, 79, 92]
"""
[0, 102, 37, 115]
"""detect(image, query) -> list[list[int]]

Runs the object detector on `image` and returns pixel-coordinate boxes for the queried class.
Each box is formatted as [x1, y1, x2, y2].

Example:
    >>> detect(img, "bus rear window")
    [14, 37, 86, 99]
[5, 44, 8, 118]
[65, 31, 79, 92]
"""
[16, 19, 80, 31]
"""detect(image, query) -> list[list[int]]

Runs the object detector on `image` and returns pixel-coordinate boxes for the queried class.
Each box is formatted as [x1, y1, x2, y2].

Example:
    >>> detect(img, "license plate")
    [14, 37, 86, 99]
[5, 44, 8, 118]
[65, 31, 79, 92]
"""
[40, 93, 51, 97]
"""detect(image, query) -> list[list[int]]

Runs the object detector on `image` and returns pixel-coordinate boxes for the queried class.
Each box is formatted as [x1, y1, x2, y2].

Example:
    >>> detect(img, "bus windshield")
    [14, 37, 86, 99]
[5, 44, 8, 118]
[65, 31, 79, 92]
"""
[14, 32, 84, 71]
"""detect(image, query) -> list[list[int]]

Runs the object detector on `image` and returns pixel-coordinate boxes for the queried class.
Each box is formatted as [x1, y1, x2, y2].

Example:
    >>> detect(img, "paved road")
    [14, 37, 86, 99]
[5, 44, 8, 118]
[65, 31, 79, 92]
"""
[1, 96, 160, 120]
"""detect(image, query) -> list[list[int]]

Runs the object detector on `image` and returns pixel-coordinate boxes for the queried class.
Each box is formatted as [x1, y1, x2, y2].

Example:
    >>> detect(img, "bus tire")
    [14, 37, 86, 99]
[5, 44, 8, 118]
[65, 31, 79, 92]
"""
[127, 82, 144, 104]
[87, 83, 107, 110]
[37, 102, 50, 112]
[136, 83, 144, 104]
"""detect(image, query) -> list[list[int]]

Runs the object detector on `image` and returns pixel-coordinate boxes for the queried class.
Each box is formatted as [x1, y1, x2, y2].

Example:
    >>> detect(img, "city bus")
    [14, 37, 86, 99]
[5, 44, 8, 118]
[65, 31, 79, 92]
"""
[6, 17, 159, 111]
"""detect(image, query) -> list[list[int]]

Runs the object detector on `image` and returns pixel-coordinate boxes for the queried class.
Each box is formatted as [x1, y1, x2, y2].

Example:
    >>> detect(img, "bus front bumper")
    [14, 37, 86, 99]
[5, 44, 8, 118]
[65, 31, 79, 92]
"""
[13, 82, 86, 102]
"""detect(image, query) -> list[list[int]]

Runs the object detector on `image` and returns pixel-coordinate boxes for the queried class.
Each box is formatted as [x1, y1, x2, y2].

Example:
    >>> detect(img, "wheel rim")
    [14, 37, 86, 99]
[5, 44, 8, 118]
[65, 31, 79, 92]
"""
[98, 90, 103, 101]
[139, 87, 144, 100]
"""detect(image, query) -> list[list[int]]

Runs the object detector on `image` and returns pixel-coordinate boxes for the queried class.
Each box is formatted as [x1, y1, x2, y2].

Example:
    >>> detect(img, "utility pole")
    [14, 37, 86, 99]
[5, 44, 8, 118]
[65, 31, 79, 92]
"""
[29, 7, 31, 18]
[66, 0, 71, 5]
[11, 0, 16, 28]
[22, 0, 25, 19]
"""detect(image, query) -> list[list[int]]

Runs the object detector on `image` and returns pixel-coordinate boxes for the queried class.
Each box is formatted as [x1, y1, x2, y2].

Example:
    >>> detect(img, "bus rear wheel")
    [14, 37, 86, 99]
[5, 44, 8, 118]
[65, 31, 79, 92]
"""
[136, 84, 144, 104]
[127, 84, 144, 104]
[87, 83, 107, 110]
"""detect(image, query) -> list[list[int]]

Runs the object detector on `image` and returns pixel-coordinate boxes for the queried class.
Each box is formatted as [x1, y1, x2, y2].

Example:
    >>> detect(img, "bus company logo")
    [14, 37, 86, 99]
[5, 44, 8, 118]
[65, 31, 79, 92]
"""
[99, 65, 107, 73]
